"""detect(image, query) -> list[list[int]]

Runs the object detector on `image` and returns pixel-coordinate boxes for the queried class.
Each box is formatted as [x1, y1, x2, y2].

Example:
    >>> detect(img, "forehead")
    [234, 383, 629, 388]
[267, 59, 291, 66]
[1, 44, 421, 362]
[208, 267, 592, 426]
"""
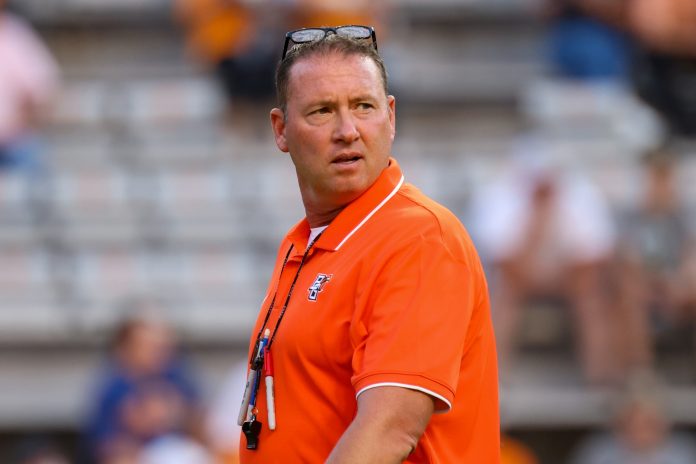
[287, 52, 384, 101]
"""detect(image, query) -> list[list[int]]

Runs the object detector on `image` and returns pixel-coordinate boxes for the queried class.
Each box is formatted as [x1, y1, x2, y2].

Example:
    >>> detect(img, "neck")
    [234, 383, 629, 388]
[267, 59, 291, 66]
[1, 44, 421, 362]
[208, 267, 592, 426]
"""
[300, 187, 359, 228]
[306, 206, 345, 228]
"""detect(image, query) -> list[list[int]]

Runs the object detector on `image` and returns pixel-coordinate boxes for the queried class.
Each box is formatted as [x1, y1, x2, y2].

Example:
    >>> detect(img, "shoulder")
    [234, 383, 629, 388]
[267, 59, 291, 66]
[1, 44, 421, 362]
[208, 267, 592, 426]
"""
[0, 13, 37, 41]
[381, 182, 477, 259]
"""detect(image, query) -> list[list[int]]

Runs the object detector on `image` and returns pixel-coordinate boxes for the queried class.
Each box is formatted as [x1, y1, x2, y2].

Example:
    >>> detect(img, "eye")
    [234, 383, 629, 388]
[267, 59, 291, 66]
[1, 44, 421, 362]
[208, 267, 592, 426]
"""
[306, 106, 332, 124]
[356, 102, 374, 111]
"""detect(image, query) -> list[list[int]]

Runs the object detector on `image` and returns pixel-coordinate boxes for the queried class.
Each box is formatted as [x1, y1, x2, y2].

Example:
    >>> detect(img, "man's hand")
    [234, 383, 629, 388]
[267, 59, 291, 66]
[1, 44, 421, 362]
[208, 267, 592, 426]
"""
[325, 386, 435, 464]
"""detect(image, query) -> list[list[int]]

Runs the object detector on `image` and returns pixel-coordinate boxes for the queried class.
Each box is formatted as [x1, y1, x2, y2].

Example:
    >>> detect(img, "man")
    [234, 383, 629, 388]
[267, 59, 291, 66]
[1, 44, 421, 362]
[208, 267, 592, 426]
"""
[239, 26, 499, 463]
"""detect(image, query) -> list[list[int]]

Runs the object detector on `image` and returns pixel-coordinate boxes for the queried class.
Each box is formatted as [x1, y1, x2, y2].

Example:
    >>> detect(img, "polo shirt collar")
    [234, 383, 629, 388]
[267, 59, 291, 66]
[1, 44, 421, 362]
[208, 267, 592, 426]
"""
[286, 157, 405, 253]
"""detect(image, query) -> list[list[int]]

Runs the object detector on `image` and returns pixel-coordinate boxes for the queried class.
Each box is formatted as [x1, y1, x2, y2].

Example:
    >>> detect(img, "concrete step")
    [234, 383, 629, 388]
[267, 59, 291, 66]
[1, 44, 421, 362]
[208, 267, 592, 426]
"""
[502, 353, 696, 427]
[1, 347, 694, 430]
[0, 345, 245, 430]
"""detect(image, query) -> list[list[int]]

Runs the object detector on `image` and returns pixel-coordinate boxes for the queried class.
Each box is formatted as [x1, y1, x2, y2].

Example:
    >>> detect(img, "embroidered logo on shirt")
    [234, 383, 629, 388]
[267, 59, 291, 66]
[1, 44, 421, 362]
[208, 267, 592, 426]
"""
[308, 274, 332, 301]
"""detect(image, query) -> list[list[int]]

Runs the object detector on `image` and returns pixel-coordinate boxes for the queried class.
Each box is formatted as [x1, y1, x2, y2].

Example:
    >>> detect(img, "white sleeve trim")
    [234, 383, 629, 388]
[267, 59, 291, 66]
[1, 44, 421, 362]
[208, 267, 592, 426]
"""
[355, 382, 452, 414]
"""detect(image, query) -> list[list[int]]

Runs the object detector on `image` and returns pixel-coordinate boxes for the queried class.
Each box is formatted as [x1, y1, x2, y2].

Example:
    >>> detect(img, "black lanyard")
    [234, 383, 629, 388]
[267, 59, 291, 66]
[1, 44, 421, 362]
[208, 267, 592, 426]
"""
[241, 232, 324, 450]
[250, 231, 324, 360]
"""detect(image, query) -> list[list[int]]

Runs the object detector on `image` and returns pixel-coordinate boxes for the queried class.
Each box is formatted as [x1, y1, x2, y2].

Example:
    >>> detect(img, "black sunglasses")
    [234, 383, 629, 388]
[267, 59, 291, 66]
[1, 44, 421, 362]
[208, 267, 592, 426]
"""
[281, 25, 377, 60]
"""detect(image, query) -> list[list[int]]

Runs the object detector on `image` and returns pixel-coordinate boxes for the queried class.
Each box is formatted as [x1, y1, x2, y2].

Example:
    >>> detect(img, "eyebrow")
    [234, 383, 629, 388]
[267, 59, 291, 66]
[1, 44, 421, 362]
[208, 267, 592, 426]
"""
[307, 94, 379, 107]
[350, 94, 379, 104]
[308, 98, 337, 108]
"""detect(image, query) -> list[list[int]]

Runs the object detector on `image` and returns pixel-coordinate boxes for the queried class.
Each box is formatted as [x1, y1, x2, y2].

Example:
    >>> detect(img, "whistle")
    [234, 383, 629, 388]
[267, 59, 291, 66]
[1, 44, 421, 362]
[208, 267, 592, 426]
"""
[242, 418, 263, 450]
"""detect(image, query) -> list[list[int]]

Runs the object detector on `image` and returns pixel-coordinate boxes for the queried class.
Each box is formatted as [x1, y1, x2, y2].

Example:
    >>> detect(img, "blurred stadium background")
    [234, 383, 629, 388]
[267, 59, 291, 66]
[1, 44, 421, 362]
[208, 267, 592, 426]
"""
[1, 0, 696, 462]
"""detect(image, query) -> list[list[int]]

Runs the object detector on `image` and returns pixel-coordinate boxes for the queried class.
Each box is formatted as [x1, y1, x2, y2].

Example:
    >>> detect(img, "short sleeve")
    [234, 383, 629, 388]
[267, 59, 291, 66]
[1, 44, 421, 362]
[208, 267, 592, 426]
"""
[350, 234, 478, 412]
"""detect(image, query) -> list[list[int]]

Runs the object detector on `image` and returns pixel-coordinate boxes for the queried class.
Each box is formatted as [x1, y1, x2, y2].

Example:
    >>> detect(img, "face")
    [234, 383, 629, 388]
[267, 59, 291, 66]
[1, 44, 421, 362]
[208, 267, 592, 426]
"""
[119, 321, 173, 374]
[271, 52, 396, 225]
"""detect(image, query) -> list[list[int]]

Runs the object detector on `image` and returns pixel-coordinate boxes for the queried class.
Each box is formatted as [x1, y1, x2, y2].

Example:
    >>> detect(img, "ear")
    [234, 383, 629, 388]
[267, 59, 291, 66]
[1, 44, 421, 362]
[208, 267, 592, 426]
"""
[270, 108, 289, 153]
[387, 95, 396, 142]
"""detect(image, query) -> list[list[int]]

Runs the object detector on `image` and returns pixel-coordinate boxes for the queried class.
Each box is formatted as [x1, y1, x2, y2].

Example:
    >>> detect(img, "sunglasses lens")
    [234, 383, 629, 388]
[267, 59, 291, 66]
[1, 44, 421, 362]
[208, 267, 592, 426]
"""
[336, 26, 371, 40]
[283, 26, 376, 59]
[290, 29, 326, 44]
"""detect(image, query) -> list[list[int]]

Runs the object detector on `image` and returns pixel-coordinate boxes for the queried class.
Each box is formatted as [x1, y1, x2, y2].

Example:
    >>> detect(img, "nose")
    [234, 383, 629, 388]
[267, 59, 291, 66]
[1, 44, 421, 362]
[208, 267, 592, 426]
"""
[332, 110, 360, 144]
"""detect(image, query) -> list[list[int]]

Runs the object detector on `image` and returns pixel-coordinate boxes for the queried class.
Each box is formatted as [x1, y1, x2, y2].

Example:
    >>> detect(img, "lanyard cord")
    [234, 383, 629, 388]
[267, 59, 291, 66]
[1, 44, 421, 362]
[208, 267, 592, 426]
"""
[250, 231, 324, 364]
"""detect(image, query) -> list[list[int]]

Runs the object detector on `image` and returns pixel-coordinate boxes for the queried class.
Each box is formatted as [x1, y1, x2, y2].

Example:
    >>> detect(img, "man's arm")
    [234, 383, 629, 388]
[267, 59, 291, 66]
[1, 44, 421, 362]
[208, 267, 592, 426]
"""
[325, 386, 435, 464]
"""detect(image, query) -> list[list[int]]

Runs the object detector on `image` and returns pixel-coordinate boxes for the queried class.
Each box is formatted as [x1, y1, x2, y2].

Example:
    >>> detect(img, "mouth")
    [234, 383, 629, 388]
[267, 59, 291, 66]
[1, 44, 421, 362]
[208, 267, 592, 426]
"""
[331, 152, 363, 165]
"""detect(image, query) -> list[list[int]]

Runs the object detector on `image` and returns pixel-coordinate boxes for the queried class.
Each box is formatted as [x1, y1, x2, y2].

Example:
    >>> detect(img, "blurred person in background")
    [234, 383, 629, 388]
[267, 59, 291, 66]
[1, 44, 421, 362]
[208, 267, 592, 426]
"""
[527, 0, 665, 161]
[469, 140, 617, 385]
[544, 0, 696, 136]
[0, 0, 59, 172]
[500, 434, 540, 464]
[293, 0, 388, 37]
[80, 305, 204, 464]
[570, 380, 696, 463]
[629, 0, 696, 59]
[544, 0, 633, 82]
[628, 0, 696, 136]
[543, 0, 696, 136]
[204, 358, 248, 464]
[614, 145, 696, 376]
[174, 0, 295, 129]
[138, 435, 214, 464]
[173, 0, 391, 133]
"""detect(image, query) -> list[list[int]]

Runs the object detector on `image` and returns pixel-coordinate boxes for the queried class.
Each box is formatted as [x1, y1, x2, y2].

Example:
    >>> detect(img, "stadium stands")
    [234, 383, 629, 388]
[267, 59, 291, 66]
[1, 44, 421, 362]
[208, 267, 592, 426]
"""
[1, 1, 696, 462]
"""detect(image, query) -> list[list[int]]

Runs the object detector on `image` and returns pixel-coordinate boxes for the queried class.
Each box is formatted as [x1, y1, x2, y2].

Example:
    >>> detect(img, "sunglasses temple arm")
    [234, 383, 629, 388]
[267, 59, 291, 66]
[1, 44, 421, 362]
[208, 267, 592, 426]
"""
[281, 38, 290, 61]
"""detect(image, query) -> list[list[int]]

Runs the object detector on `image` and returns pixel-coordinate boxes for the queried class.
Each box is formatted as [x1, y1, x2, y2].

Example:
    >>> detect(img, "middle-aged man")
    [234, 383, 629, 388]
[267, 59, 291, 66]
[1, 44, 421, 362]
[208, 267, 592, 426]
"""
[238, 26, 499, 463]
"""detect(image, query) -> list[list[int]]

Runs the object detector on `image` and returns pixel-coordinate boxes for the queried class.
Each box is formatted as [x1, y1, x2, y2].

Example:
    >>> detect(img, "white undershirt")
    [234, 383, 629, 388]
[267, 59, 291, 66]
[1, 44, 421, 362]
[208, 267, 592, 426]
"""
[308, 226, 328, 249]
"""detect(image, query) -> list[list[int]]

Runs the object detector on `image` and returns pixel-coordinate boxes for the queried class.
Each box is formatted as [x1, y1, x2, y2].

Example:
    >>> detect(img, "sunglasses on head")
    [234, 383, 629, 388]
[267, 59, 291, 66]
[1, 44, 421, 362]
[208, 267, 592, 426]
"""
[281, 25, 377, 60]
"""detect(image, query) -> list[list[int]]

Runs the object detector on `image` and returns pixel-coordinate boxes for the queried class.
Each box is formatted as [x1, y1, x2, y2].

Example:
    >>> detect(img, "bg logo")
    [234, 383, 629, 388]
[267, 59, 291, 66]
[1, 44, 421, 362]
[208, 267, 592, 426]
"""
[308, 274, 332, 301]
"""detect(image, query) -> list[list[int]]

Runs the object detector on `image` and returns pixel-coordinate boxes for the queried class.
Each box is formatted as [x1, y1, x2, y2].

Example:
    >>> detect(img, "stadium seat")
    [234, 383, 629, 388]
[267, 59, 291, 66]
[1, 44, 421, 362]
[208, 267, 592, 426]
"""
[46, 169, 142, 245]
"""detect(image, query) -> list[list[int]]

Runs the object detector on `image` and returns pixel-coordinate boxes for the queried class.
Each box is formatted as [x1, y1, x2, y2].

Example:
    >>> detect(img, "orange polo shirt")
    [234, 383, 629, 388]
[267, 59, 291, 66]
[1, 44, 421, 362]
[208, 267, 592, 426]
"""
[240, 158, 499, 463]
